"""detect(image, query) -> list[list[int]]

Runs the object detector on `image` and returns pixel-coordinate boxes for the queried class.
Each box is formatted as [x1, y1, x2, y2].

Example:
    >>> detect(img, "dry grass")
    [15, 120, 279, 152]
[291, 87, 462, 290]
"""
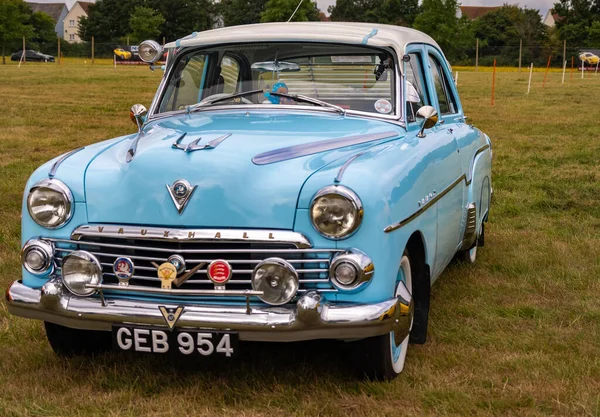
[0, 64, 599, 416]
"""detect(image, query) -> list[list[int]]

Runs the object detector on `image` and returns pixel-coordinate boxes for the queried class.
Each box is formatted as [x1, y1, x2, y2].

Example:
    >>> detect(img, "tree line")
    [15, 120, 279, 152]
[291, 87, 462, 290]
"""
[1, 0, 599, 65]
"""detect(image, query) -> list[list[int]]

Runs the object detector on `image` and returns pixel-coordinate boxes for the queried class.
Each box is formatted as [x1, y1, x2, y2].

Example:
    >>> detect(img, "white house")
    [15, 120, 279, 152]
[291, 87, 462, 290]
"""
[27, 1, 94, 43]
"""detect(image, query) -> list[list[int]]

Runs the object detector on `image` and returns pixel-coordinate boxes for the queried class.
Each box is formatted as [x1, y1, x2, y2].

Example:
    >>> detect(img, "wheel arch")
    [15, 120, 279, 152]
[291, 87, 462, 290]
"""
[405, 231, 430, 345]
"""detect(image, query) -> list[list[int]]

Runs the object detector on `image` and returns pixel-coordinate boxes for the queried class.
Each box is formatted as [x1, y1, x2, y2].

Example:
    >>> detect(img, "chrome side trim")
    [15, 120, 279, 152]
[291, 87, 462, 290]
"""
[252, 131, 398, 165]
[467, 144, 490, 185]
[7, 280, 412, 342]
[70, 225, 313, 249]
[384, 174, 466, 233]
[49, 147, 84, 177]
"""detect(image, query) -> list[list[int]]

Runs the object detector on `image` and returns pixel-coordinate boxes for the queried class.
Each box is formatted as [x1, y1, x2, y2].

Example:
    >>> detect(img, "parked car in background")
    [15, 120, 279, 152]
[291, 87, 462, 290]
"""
[114, 48, 132, 60]
[10, 50, 55, 62]
[579, 52, 600, 65]
[6, 22, 493, 380]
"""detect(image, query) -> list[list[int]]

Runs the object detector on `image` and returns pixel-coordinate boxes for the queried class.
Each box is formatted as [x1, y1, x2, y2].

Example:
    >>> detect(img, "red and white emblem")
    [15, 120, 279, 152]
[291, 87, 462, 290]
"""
[207, 260, 232, 285]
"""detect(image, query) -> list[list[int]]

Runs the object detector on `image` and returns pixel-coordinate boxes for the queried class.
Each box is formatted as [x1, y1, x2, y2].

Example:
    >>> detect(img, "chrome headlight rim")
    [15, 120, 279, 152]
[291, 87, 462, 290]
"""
[61, 250, 102, 296]
[138, 40, 163, 63]
[21, 239, 55, 276]
[329, 249, 374, 291]
[251, 257, 299, 306]
[310, 185, 363, 240]
[27, 178, 73, 229]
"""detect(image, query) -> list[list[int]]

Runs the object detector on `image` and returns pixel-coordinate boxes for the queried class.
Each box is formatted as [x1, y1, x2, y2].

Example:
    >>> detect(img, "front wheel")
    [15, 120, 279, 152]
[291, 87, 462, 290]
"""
[45, 322, 111, 356]
[355, 254, 413, 380]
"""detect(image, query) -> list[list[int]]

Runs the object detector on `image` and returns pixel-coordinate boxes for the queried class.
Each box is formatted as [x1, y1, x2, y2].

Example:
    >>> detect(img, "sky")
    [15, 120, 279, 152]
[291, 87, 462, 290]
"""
[316, 0, 554, 16]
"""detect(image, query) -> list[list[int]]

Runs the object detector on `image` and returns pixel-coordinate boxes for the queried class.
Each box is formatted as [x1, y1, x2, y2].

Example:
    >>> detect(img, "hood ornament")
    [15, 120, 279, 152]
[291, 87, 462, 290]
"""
[166, 179, 197, 215]
[172, 133, 232, 153]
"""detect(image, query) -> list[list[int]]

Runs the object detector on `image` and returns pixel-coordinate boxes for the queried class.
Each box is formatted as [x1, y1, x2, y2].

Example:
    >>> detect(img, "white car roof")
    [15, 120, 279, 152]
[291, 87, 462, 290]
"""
[165, 22, 442, 56]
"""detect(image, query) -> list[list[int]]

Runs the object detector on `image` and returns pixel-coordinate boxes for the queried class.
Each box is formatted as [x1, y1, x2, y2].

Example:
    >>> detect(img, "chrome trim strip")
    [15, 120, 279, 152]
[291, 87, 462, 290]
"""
[467, 144, 490, 185]
[52, 243, 332, 261]
[49, 147, 84, 177]
[102, 272, 331, 285]
[252, 131, 398, 165]
[70, 225, 313, 249]
[7, 281, 410, 342]
[86, 283, 263, 297]
[384, 174, 466, 233]
[334, 151, 367, 183]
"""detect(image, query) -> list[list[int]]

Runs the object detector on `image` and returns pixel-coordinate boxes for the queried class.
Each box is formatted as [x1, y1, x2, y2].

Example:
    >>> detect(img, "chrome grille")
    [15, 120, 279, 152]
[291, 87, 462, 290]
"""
[49, 226, 340, 300]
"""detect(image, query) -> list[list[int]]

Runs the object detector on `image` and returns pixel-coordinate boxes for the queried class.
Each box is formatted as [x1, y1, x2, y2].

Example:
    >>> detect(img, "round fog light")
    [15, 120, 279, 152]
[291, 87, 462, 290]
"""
[61, 251, 102, 296]
[21, 239, 54, 275]
[251, 258, 299, 305]
[329, 249, 374, 291]
[334, 261, 358, 286]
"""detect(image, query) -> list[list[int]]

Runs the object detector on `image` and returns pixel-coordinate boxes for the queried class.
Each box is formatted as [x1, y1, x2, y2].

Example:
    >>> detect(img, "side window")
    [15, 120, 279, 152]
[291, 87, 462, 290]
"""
[219, 56, 240, 94]
[405, 53, 428, 122]
[160, 54, 206, 112]
[428, 55, 457, 115]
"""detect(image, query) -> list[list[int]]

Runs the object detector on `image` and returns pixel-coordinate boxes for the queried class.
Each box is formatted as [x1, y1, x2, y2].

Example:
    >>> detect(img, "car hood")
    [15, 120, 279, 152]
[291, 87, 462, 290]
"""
[84, 110, 401, 229]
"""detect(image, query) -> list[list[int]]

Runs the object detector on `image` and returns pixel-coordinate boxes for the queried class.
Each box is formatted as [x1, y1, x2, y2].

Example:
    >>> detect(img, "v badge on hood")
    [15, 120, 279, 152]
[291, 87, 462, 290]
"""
[167, 179, 197, 215]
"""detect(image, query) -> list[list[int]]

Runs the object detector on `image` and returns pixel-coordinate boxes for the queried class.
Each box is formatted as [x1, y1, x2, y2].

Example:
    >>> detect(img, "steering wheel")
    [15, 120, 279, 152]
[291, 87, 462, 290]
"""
[202, 93, 254, 104]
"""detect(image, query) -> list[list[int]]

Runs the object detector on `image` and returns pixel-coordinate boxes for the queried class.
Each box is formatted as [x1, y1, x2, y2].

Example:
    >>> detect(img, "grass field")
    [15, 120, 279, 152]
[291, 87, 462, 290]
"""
[1, 62, 599, 416]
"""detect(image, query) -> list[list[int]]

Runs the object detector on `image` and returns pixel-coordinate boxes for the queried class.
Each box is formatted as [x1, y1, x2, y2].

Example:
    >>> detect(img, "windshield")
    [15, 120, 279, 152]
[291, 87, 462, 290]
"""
[157, 42, 396, 116]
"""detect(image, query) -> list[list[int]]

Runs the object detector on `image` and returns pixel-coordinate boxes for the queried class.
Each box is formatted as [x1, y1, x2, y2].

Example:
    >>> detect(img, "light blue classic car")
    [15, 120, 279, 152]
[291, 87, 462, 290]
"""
[6, 22, 492, 380]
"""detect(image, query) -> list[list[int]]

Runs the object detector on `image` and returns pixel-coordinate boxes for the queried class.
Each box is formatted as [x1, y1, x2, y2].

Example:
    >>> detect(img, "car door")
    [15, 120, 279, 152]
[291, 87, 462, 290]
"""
[422, 46, 466, 275]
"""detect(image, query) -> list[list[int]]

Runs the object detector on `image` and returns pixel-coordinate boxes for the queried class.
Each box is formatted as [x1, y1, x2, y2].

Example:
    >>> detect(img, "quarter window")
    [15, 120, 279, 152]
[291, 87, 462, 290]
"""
[404, 53, 428, 122]
[428, 55, 457, 115]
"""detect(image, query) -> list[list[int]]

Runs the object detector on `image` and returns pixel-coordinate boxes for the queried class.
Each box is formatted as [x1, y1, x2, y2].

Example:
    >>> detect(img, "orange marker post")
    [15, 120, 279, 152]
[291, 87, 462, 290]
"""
[491, 59, 496, 106]
[571, 56, 574, 80]
[542, 55, 551, 88]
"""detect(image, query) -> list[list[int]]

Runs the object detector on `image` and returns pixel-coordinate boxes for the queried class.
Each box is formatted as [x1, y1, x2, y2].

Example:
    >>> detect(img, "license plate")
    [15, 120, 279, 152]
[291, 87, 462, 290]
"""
[112, 324, 237, 357]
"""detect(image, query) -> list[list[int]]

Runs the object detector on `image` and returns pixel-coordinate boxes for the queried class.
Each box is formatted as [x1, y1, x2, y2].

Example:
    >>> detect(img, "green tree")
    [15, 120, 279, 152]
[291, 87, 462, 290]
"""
[413, 0, 474, 61]
[79, 0, 138, 43]
[219, 0, 268, 26]
[0, 0, 34, 64]
[329, 0, 419, 26]
[148, 0, 214, 40]
[553, 0, 600, 45]
[29, 11, 56, 44]
[128, 6, 165, 43]
[261, 0, 320, 22]
[471, 6, 547, 65]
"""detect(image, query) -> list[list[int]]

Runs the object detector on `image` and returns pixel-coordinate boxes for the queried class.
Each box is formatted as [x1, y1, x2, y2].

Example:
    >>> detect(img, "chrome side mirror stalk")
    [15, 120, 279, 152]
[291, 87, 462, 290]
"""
[129, 104, 147, 133]
[416, 106, 438, 138]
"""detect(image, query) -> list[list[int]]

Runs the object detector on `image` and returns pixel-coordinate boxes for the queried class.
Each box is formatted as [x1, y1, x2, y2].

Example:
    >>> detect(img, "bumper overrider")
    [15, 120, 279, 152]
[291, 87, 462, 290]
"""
[6, 279, 412, 342]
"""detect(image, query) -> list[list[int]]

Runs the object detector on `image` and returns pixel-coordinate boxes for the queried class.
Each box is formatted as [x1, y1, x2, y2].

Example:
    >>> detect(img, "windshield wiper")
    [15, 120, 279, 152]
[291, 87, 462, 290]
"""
[268, 92, 346, 115]
[186, 89, 265, 113]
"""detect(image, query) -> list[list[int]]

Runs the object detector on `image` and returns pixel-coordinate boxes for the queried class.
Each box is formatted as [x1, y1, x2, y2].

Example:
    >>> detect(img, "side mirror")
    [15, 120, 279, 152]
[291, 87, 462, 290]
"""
[129, 104, 147, 132]
[416, 106, 438, 138]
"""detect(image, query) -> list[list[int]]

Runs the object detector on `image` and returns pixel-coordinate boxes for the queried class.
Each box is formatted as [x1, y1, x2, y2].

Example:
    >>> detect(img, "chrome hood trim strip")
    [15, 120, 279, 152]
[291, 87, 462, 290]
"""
[49, 147, 85, 177]
[71, 225, 313, 248]
[252, 131, 398, 165]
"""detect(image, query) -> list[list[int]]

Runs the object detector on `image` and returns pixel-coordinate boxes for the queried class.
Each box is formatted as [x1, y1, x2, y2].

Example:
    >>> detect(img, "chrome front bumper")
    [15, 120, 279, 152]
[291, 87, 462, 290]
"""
[6, 280, 412, 342]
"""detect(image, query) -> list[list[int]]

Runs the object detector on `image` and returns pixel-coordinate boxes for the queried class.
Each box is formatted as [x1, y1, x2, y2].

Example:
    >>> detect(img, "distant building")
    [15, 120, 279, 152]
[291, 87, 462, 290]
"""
[458, 5, 502, 20]
[543, 9, 561, 27]
[27, 1, 94, 43]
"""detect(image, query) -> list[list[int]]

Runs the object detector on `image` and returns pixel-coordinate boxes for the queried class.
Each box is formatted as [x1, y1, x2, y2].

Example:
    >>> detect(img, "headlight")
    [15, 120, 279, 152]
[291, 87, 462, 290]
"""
[27, 179, 73, 229]
[310, 185, 363, 239]
[251, 258, 299, 305]
[61, 251, 102, 296]
[21, 239, 54, 275]
[138, 40, 163, 63]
